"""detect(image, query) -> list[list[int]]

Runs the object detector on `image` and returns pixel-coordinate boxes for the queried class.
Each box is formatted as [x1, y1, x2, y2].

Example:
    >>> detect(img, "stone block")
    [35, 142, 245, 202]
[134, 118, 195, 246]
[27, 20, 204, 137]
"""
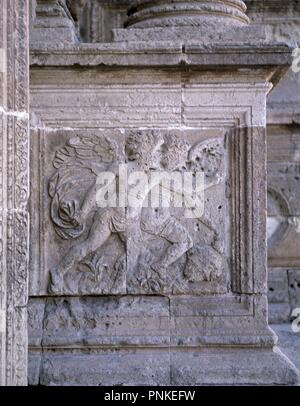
[28, 297, 170, 347]
[272, 324, 300, 372]
[38, 349, 171, 386]
[171, 347, 300, 386]
[29, 346, 300, 386]
[288, 269, 300, 309]
[269, 303, 291, 324]
[268, 268, 289, 303]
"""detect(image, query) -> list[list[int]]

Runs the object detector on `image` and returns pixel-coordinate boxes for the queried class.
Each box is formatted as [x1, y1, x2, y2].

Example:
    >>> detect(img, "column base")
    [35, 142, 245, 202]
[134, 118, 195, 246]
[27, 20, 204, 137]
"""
[30, 0, 79, 45]
[113, 25, 266, 43]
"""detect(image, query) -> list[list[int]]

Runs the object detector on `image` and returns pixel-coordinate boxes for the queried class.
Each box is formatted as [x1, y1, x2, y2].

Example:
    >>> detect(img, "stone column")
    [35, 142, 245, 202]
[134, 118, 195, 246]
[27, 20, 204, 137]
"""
[0, 0, 30, 386]
[114, 0, 260, 42]
[126, 0, 250, 28]
[81, 0, 131, 43]
[30, 0, 79, 44]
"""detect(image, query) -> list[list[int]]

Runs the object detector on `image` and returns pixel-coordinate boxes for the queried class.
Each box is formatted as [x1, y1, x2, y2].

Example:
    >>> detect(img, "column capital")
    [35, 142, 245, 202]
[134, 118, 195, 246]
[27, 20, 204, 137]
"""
[126, 0, 249, 29]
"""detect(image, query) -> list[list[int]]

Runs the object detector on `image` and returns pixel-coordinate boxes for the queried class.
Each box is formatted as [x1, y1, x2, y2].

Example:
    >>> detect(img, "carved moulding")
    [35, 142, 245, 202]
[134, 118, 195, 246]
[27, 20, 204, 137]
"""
[0, 0, 30, 386]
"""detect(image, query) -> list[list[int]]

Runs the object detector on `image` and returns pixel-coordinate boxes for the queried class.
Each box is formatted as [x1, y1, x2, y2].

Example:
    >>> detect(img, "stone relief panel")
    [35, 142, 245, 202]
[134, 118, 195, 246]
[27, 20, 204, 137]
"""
[46, 130, 126, 296]
[30, 128, 228, 296]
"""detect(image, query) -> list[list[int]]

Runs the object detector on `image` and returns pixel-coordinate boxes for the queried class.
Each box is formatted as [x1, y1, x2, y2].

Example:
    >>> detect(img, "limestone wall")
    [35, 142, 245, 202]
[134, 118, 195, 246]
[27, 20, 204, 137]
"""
[246, 0, 300, 323]
[78, 0, 300, 324]
[24, 0, 300, 386]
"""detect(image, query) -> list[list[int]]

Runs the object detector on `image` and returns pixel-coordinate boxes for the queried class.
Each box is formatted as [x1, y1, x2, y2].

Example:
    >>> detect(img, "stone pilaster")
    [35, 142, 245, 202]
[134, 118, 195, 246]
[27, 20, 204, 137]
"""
[0, 0, 30, 386]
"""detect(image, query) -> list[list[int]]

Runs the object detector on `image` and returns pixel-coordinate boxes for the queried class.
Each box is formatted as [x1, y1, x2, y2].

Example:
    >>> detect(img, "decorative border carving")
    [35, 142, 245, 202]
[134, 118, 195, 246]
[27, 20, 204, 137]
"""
[0, 0, 29, 386]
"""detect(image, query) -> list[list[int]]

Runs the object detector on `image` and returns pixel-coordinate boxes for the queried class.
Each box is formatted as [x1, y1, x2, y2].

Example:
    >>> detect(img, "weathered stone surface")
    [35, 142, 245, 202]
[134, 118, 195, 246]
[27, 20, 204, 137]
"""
[113, 0, 261, 43]
[28, 347, 300, 386]
[245, 0, 300, 41]
[269, 304, 291, 325]
[28, 298, 46, 347]
[246, 0, 300, 126]
[30, 127, 226, 296]
[0, 0, 30, 386]
[30, 42, 292, 70]
[268, 268, 291, 324]
[171, 347, 300, 386]
[36, 349, 171, 386]
[25, 0, 300, 386]
[28, 353, 42, 386]
[27, 295, 275, 349]
[268, 162, 300, 268]
[272, 324, 300, 372]
[125, 0, 250, 28]
[268, 269, 289, 304]
[29, 67, 275, 300]
[30, 0, 79, 45]
[288, 269, 300, 310]
[267, 268, 300, 324]
[28, 297, 170, 347]
[82, 0, 130, 43]
[113, 25, 266, 42]
[254, 1, 300, 338]
[27, 44, 300, 383]
[66, 0, 87, 24]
